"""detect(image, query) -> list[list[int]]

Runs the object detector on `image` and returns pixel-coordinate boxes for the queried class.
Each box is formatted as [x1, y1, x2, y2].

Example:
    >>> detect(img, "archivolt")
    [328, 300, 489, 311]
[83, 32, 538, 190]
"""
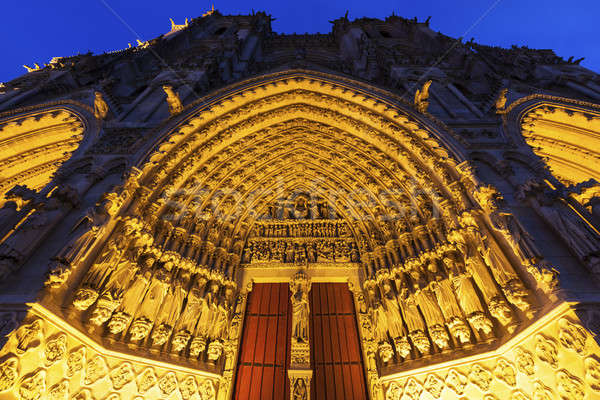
[0, 102, 97, 199]
[121, 71, 474, 280]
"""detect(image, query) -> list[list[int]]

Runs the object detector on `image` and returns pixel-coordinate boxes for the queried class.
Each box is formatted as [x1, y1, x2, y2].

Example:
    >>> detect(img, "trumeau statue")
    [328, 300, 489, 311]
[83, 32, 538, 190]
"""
[291, 271, 310, 344]
[1, 9, 600, 400]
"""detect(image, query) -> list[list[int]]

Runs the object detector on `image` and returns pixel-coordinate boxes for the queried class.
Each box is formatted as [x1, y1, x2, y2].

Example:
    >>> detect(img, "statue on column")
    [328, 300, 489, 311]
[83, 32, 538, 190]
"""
[108, 252, 156, 334]
[291, 271, 310, 344]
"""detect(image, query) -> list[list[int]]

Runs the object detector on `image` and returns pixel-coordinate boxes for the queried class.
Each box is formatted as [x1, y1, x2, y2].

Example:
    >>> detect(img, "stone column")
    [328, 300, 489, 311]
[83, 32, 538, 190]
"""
[289, 270, 312, 400]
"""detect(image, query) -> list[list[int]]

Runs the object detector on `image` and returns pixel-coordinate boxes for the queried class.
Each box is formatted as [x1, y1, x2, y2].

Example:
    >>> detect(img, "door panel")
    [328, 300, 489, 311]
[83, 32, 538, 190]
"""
[310, 283, 368, 400]
[234, 283, 291, 400]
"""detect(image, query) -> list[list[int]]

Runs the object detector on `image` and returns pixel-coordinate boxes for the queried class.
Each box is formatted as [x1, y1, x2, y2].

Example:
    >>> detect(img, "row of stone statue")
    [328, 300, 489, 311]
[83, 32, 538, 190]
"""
[243, 238, 361, 264]
[73, 246, 237, 361]
[250, 220, 351, 238]
[361, 228, 535, 364]
[55, 215, 239, 362]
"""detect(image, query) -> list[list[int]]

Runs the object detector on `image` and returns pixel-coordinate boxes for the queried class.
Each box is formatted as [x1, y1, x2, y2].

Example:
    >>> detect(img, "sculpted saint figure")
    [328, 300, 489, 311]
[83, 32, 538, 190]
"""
[291, 272, 310, 343]
[108, 253, 155, 334]
[93, 91, 109, 120]
[152, 268, 190, 346]
[177, 274, 208, 333]
[130, 263, 171, 340]
[380, 280, 407, 339]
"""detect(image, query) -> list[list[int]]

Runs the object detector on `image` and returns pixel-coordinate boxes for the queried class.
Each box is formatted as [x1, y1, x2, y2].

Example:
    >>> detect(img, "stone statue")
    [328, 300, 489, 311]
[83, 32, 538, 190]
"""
[163, 85, 184, 116]
[93, 91, 109, 120]
[107, 254, 154, 334]
[290, 272, 310, 343]
[380, 280, 407, 339]
[414, 80, 432, 113]
[494, 88, 508, 112]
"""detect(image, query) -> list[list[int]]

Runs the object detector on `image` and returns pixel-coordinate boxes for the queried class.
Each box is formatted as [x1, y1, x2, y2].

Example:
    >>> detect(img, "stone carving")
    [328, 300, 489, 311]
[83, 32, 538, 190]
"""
[445, 369, 467, 395]
[44, 334, 67, 366]
[558, 318, 587, 355]
[292, 377, 308, 400]
[386, 382, 402, 400]
[136, 367, 157, 394]
[423, 374, 444, 398]
[109, 362, 134, 390]
[514, 347, 535, 376]
[14, 320, 42, 354]
[72, 388, 94, 400]
[67, 347, 85, 377]
[163, 85, 184, 116]
[291, 271, 310, 344]
[84, 355, 108, 385]
[18, 369, 46, 400]
[469, 363, 492, 391]
[180, 376, 198, 400]
[495, 88, 508, 112]
[48, 380, 69, 400]
[556, 369, 584, 400]
[511, 389, 530, 400]
[0, 356, 18, 392]
[535, 334, 558, 369]
[94, 91, 109, 120]
[158, 371, 178, 395]
[414, 80, 432, 113]
[494, 358, 516, 387]
[532, 381, 554, 400]
[584, 357, 600, 392]
[199, 379, 216, 400]
[402, 378, 422, 400]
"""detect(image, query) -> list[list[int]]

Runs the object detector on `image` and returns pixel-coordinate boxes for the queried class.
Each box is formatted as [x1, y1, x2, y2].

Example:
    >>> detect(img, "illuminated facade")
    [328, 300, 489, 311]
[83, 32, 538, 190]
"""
[0, 9, 599, 400]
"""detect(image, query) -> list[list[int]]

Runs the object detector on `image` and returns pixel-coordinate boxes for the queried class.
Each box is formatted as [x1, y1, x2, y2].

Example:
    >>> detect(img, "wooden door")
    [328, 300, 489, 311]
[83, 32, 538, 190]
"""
[310, 283, 369, 400]
[234, 283, 291, 400]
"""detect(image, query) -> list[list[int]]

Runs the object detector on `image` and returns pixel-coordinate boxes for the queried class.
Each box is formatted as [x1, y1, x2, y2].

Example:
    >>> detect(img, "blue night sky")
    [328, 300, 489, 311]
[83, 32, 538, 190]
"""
[1, 1, 598, 82]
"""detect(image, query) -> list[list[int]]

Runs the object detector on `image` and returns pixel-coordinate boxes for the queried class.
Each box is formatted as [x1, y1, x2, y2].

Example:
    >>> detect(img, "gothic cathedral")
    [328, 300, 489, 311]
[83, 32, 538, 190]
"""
[0, 9, 599, 400]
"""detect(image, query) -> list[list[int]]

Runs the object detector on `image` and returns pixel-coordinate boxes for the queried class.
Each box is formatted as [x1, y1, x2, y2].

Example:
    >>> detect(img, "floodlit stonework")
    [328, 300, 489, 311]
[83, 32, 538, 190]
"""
[0, 8, 599, 400]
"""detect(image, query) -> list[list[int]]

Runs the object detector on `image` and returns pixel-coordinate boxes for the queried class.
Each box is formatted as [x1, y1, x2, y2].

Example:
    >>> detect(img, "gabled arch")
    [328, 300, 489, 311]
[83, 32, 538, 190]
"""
[0, 101, 99, 200]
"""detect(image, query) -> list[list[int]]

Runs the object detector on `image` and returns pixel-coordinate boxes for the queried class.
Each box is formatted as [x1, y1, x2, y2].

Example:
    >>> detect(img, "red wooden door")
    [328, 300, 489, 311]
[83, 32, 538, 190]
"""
[234, 283, 291, 400]
[310, 283, 369, 400]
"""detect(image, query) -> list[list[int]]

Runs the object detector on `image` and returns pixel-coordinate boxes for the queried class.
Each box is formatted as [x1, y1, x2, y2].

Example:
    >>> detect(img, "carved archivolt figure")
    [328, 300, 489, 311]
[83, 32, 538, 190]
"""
[291, 272, 310, 344]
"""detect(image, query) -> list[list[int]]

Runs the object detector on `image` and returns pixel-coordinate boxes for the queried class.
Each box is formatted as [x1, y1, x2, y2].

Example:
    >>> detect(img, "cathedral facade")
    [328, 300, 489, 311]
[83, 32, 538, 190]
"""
[0, 9, 600, 400]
